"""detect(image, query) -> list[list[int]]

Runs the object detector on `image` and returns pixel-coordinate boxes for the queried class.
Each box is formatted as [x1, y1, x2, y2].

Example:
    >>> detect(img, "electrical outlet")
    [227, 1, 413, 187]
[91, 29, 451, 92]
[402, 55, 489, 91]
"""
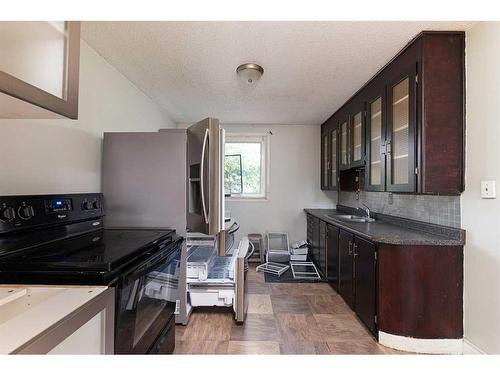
[481, 180, 496, 199]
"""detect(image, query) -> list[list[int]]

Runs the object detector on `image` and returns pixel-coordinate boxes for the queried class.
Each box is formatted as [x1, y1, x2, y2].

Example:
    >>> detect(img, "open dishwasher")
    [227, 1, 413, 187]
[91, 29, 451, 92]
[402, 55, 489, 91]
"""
[186, 235, 250, 323]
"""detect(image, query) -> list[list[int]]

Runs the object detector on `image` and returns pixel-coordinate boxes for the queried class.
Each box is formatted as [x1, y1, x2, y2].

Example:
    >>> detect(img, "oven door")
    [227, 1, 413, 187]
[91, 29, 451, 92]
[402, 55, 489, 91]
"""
[114, 240, 181, 354]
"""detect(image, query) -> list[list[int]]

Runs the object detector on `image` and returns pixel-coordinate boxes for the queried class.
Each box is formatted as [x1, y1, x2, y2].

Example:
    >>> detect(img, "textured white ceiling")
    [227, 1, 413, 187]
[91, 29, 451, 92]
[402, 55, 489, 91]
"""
[82, 21, 474, 125]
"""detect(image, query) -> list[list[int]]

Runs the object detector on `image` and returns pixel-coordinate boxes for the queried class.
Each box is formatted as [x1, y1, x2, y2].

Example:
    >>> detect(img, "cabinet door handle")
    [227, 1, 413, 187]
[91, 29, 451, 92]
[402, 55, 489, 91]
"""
[380, 142, 387, 155]
[353, 243, 358, 257]
[348, 241, 352, 255]
[386, 141, 392, 155]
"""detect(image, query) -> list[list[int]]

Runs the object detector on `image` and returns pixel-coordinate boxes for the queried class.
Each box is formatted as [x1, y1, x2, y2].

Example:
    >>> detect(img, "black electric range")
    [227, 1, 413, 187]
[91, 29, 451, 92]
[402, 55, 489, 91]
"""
[0, 193, 183, 354]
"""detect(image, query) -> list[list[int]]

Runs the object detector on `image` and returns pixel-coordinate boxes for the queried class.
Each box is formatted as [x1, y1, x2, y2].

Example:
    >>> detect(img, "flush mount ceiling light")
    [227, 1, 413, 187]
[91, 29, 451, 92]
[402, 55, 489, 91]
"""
[236, 63, 264, 84]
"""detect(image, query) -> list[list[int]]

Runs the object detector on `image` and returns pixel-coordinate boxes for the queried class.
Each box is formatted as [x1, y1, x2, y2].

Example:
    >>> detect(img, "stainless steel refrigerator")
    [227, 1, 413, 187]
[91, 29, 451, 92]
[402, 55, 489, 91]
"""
[102, 117, 225, 237]
[102, 118, 247, 325]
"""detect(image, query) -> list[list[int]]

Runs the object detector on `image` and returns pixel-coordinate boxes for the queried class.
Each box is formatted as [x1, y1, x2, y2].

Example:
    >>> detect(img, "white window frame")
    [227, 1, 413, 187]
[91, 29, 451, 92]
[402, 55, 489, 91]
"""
[224, 133, 270, 201]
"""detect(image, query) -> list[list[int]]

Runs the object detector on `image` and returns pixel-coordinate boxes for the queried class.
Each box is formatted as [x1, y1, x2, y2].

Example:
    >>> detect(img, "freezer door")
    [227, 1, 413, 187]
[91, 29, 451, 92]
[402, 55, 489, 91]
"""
[234, 237, 249, 323]
[186, 118, 224, 235]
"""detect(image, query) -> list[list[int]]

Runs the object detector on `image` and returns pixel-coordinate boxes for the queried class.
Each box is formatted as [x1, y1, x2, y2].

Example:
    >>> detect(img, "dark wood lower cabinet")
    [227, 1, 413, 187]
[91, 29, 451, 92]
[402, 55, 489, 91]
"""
[306, 214, 313, 255]
[318, 221, 327, 276]
[310, 219, 377, 335]
[310, 216, 320, 266]
[307, 214, 326, 276]
[305, 211, 464, 342]
[354, 237, 377, 335]
[326, 224, 340, 290]
[378, 244, 463, 339]
[338, 229, 354, 308]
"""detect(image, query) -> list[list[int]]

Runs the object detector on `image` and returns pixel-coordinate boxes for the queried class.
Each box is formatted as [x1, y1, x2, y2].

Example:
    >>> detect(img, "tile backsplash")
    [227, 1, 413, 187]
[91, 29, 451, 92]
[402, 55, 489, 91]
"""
[338, 190, 461, 228]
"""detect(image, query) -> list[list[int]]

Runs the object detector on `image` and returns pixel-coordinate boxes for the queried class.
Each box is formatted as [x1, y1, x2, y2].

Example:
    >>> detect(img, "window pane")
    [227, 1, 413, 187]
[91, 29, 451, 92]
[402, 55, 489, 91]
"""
[224, 154, 242, 194]
[225, 142, 262, 195]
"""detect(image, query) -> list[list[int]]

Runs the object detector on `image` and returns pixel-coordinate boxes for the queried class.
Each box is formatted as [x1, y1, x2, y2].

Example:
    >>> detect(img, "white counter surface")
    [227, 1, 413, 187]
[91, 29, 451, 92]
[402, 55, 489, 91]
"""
[0, 285, 107, 354]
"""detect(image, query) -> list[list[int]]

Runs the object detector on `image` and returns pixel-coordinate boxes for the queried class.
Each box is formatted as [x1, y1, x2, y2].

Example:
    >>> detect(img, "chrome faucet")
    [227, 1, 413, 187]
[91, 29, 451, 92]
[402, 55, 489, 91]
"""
[358, 204, 371, 219]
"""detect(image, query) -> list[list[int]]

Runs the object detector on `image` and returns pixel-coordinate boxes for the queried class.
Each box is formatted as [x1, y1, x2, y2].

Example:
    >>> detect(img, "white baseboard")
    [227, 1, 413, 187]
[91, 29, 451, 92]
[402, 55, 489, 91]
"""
[462, 339, 486, 354]
[379, 331, 463, 354]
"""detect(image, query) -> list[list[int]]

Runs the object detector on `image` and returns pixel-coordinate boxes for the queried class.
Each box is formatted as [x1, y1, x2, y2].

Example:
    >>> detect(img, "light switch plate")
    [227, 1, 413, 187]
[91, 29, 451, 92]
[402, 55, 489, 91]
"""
[481, 180, 496, 199]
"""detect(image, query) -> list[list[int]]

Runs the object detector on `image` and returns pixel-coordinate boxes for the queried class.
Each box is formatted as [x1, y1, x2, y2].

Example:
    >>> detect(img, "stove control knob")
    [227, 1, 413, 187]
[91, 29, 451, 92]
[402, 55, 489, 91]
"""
[0, 206, 15, 222]
[18, 205, 34, 220]
[92, 200, 101, 209]
[83, 201, 93, 211]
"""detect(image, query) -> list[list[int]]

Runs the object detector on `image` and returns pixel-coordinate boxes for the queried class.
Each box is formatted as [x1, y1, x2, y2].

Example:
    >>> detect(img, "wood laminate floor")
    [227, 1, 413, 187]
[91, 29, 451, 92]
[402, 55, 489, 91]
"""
[175, 264, 406, 355]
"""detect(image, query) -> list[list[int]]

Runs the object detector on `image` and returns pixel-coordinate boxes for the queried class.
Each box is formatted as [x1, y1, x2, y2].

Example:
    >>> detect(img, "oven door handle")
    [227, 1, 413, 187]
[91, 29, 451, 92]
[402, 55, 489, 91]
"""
[120, 241, 181, 284]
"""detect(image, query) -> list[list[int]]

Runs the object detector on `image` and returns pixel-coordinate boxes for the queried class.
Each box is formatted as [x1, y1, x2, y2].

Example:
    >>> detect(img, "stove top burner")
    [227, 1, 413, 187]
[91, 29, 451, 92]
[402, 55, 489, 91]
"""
[0, 228, 176, 273]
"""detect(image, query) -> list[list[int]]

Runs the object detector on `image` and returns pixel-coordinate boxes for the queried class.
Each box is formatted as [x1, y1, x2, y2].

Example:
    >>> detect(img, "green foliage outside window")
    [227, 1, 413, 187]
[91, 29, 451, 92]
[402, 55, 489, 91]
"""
[224, 142, 262, 195]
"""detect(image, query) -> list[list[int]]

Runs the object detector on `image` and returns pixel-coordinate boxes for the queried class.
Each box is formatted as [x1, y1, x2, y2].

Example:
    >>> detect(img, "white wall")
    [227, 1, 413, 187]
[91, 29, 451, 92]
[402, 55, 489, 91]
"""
[223, 124, 336, 245]
[463, 22, 500, 354]
[0, 40, 174, 195]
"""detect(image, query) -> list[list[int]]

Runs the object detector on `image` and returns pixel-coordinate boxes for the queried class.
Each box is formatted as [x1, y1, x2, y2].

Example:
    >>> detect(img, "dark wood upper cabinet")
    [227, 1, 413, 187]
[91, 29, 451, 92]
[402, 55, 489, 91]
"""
[419, 33, 465, 194]
[321, 31, 465, 195]
[0, 21, 80, 119]
[339, 117, 349, 171]
[365, 86, 386, 192]
[329, 127, 339, 190]
[348, 101, 366, 169]
[321, 131, 330, 190]
[320, 121, 339, 191]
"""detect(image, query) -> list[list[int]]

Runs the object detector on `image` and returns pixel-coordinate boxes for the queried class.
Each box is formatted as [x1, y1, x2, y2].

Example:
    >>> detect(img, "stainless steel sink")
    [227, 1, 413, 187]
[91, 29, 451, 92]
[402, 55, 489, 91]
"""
[324, 213, 375, 223]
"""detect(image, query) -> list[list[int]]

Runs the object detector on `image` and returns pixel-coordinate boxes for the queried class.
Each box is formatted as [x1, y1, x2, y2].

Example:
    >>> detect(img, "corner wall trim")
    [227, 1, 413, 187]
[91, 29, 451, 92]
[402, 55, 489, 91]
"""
[379, 331, 463, 354]
[462, 339, 486, 355]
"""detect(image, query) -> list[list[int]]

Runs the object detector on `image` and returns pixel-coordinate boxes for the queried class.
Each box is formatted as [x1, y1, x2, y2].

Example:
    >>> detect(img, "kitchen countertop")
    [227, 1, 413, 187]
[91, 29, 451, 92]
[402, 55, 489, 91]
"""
[0, 285, 108, 354]
[304, 208, 465, 246]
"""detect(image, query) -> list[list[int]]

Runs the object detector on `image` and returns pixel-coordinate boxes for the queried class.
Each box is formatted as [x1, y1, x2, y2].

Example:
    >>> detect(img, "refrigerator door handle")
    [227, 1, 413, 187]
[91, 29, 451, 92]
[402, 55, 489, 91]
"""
[200, 128, 209, 224]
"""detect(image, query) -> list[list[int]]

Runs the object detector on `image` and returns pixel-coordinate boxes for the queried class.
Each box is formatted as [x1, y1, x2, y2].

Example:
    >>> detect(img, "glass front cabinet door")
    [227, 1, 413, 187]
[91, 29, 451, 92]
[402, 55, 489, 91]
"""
[339, 119, 349, 170]
[365, 95, 385, 191]
[329, 127, 338, 190]
[0, 21, 80, 119]
[385, 69, 416, 192]
[321, 131, 330, 190]
[349, 105, 365, 169]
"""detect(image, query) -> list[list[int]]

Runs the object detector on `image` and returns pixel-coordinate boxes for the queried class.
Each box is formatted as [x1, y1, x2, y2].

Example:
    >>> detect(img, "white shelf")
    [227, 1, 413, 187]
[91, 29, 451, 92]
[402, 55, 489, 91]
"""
[371, 160, 381, 165]
[393, 153, 408, 160]
[393, 124, 409, 133]
[371, 135, 381, 141]
[393, 95, 409, 106]
[371, 110, 381, 119]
